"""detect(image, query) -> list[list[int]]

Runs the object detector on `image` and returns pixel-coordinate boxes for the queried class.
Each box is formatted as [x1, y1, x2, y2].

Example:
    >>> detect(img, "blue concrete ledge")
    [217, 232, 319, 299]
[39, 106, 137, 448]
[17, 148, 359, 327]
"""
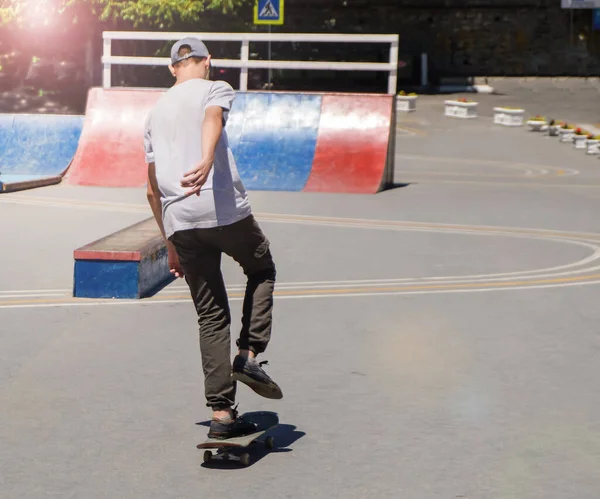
[73, 217, 175, 299]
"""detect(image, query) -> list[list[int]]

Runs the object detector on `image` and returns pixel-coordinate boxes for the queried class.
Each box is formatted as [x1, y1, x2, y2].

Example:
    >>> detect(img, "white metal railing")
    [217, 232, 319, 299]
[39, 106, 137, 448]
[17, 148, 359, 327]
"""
[102, 31, 400, 94]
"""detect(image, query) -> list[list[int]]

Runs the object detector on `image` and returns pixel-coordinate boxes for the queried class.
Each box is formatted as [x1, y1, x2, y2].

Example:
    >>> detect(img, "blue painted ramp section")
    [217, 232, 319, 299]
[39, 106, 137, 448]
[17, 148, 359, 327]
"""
[226, 93, 322, 191]
[0, 114, 83, 192]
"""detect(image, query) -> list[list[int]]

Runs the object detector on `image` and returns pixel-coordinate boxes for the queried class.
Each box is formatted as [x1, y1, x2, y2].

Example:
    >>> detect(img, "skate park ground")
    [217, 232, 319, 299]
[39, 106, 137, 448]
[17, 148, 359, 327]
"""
[2, 91, 600, 499]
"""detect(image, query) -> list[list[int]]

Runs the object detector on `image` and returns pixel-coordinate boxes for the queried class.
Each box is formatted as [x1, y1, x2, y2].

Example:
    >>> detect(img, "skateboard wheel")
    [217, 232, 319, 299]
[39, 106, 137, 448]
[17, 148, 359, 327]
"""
[265, 436, 275, 450]
[203, 451, 212, 463]
[240, 453, 250, 466]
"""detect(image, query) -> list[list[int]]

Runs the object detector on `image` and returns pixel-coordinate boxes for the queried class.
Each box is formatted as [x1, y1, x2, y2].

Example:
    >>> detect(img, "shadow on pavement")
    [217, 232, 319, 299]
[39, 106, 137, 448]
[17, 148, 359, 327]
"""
[195, 422, 306, 470]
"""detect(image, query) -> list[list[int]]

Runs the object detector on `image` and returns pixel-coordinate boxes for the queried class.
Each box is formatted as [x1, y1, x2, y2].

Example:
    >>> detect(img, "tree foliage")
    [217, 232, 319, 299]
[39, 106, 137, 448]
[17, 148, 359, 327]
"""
[93, 0, 251, 27]
[0, 0, 251, 29]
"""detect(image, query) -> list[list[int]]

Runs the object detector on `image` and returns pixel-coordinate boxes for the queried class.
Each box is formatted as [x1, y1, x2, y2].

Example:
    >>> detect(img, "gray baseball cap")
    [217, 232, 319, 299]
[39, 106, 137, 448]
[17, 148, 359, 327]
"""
[170, 37, 209, 65]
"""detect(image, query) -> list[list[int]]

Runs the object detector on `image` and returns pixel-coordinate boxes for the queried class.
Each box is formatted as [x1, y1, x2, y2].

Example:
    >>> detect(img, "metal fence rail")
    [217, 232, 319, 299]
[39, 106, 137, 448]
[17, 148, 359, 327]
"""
[102, 31, 400, 94]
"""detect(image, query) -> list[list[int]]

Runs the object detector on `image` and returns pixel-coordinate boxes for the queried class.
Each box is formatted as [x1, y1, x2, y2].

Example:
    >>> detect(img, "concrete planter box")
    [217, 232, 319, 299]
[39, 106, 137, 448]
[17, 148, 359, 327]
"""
[586, 140, 600, 155]
[559, 128, 576, 143]
[444, 100, 478, 119]
[493, 107, 525, 126]
[397, 95, 417, 112]
[573, 134, 588, 150]
[527, 120, 548, 132]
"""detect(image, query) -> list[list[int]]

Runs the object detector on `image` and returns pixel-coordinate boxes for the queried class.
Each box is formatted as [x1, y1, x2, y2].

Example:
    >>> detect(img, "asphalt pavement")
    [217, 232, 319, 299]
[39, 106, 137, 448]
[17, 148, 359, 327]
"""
[1, 91, 600, 499]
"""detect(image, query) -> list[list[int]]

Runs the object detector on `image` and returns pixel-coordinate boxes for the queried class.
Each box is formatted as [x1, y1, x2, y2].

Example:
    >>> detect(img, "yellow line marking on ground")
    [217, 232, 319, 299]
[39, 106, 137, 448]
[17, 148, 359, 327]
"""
[0, 195, 143, 208]
[144, 273, 600, 297]
[396, 154, 578, 178]
[0, 215, 599, 307]
[254, 214, 600, 240]
[2, 273, 600, 307]
[396, 178, 600, 189]
[398, 171, 542, 179]
[396, 125, 428, 137]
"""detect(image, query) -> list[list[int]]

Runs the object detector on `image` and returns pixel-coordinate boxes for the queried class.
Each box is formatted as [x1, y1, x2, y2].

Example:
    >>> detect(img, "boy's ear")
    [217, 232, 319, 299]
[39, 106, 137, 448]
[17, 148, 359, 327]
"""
[168, 64, 176, 77]
[204, 55, 211, 79]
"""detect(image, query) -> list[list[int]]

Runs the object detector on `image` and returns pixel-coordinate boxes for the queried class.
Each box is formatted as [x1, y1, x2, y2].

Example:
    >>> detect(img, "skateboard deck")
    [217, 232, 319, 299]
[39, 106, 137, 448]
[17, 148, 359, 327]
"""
[197, 411, 279, 466]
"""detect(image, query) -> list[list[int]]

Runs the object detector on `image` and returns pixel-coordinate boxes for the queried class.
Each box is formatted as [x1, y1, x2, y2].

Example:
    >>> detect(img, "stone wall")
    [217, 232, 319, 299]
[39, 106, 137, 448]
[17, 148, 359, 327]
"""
[284, 0, 600, 81]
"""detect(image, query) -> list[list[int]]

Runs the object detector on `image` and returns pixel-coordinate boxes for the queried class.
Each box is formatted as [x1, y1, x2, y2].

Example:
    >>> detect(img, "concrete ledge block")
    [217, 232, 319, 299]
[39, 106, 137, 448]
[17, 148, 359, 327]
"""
[73, 217, 175, 299]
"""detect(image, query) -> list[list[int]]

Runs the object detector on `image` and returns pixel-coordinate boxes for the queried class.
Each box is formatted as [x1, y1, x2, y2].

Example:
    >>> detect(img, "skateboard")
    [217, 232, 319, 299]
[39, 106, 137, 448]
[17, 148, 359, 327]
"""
[197, 411, 279, 466]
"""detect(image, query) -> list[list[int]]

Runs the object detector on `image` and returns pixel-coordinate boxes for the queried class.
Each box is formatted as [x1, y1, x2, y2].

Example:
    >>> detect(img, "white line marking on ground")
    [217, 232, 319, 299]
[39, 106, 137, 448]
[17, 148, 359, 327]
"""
[3, 229, 600, 300]
[3, 211, 600, 308]
[0, 293, 67, 298]
[2, 216, 600, 300]
[396, 153, 579, 177]
[2, 279, 600, 310]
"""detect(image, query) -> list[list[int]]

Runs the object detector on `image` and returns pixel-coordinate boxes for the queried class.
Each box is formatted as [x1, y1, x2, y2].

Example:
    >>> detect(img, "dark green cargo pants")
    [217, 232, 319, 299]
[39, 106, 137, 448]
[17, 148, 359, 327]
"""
[169, 214, 276, 410]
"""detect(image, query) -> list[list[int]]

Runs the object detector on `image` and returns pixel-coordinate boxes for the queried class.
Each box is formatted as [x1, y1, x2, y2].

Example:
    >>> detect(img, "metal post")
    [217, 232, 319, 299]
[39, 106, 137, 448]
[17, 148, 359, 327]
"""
[85, 38, 94, 86]
[103, 36, 112, 89]
[421, 53, 428, 87]
[570, 9, 574, 46]
[268, 26, 272, 88]
[240, 39, 249, 91]
[388, 38, 399, 95]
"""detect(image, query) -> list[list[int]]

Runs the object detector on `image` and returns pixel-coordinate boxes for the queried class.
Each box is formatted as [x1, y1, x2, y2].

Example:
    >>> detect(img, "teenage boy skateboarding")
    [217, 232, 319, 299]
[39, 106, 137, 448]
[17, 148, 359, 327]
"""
[144, 37, 283, 440]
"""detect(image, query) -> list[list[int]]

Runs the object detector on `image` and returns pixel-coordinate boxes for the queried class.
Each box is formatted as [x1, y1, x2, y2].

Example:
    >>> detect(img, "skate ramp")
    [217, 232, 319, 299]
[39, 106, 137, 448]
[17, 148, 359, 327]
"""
[224, 92, 322, 191]
[0, 114, 83, 193]
[304, 94, 396, 193]
[66, 88, 162, 187]
[226, 92, 395, 193]
[66, 88, 395, 193]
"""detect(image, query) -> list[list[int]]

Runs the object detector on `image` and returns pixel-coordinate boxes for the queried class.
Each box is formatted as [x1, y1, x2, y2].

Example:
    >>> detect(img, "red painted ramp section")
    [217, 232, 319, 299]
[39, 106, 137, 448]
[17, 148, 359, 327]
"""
[304, 94, 395, 194]
[67, 88, 163, 187]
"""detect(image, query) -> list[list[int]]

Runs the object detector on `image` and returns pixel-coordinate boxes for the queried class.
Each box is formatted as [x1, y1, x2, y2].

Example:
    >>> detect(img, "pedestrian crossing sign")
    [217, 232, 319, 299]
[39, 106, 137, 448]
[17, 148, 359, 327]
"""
[254, 0, 284, 25]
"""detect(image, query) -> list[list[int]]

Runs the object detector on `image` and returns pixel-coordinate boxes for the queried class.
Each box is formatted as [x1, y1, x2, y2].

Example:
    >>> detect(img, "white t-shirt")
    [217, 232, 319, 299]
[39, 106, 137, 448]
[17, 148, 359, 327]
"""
[143, 78, 251, 239]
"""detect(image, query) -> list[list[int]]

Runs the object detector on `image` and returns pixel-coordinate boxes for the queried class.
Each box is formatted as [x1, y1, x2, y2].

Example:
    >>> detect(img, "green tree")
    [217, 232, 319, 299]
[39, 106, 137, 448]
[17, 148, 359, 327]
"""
[97, 0, 250, 27]
[0, 0, 251, 28]
[0, 0, 253, 89]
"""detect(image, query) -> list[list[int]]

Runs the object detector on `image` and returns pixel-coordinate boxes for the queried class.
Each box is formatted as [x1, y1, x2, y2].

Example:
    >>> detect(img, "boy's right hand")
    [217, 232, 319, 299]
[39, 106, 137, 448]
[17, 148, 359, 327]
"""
[181, 156, 213, 197]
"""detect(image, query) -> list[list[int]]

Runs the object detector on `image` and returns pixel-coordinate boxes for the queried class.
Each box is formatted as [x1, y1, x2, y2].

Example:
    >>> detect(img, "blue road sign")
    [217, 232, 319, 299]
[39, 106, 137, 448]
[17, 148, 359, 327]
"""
[254, 0, 284, 25]
[594, 9, 600, 30]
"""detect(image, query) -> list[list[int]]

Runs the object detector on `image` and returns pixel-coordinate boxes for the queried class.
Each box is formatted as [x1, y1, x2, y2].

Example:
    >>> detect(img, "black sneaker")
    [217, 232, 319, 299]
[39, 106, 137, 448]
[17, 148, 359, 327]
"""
[208, 407, 257, 440]
[232, 355, 283, 399]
